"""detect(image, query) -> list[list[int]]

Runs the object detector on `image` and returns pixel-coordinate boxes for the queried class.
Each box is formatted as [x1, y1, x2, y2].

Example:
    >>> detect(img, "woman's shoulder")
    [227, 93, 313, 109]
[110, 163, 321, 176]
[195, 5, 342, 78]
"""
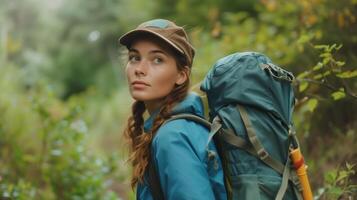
[152, 118, 209, 154]
[155, 118, 208, 141]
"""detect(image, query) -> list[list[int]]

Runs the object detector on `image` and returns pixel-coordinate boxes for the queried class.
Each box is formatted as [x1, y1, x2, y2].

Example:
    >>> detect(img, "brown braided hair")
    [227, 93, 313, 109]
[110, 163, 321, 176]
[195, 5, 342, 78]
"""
[124, 48, 191, 188]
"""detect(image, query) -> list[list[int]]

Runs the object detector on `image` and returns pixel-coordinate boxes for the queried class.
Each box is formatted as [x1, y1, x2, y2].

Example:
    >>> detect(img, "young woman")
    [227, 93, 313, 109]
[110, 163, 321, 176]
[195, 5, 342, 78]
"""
[120, 19, 227, 200]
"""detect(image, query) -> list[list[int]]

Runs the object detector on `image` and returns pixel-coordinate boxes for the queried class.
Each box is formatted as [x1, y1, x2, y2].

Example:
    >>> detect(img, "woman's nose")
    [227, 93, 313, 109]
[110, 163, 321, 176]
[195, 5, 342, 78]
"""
[134, 61, 147, 76]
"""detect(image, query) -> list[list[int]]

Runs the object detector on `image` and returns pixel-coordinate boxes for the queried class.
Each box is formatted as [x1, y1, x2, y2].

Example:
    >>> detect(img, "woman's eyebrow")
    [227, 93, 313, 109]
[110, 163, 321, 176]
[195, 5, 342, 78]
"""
[149, 50, 168, 56]
[128, 48, 139, 53]
[128, 48, 168, 56]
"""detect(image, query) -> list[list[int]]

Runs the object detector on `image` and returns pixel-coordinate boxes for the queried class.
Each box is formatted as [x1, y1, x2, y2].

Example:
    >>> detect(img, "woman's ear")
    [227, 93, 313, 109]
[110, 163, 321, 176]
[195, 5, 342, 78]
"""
[175, 66, 190, 85]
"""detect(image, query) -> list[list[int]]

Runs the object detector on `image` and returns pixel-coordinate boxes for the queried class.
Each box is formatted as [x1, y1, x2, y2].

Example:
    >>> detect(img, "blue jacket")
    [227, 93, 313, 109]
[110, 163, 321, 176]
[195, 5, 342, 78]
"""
[136, 93, 227, 200]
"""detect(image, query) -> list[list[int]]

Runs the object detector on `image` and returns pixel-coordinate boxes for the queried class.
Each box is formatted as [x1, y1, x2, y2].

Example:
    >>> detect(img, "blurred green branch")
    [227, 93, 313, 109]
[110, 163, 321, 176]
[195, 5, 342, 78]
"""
[296, 44, 357, 102]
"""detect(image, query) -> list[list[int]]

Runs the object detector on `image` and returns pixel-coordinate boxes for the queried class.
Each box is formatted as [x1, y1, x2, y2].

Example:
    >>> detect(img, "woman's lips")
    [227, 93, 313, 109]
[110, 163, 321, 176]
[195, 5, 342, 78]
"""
[132, 81, 150, 89]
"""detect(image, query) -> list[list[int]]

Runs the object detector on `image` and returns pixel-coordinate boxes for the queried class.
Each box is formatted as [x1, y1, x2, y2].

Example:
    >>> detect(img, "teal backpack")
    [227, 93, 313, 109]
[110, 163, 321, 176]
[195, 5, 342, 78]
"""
[149, 52, 306, 200]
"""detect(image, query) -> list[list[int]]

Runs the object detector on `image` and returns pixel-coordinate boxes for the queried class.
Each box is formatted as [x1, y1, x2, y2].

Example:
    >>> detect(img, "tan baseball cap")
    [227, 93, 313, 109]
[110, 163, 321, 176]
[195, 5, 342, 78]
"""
[119, 19, 195, 67]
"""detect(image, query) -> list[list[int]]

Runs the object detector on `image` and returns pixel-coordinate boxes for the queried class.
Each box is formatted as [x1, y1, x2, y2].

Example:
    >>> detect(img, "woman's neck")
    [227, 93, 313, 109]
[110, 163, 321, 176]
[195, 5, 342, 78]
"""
[144, 98, 165, 115]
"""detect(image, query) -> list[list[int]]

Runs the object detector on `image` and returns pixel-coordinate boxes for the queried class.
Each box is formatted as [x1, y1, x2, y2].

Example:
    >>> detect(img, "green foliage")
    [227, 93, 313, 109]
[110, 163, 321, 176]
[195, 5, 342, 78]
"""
[315, 163, 357, 199]
[154, 0, 259, 31]
[0, 179, 36, 200]
[306, 98, 318, 112]
[42, 108, 116, 199]
[0, 0, 154, 99]
[0, 64, 122, 199]
[296, 44, 357, 101]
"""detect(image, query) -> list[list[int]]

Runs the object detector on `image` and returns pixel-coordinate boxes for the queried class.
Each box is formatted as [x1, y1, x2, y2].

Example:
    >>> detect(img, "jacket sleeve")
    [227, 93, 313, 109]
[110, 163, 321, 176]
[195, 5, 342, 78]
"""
[151, 119, 216, 200]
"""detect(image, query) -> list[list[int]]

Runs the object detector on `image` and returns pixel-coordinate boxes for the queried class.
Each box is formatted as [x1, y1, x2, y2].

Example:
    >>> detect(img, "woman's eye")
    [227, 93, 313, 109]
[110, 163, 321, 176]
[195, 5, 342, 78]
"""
[128, 55, 140, 62]
[153, 57, 163, 64]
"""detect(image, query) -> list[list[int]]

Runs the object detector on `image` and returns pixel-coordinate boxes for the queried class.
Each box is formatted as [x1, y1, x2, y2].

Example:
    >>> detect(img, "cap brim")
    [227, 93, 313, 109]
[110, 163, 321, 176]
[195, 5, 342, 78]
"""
[118, 29, 184, 54]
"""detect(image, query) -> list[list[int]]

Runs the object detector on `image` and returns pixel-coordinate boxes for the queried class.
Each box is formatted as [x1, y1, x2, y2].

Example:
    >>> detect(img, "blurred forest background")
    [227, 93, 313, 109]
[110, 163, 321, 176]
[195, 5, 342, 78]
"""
[0, 0, 356, 199]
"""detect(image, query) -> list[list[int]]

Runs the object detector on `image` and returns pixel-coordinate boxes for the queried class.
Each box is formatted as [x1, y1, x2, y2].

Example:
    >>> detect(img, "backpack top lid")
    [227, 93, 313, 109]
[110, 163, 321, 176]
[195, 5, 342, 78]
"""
[200, 52, 295, 128]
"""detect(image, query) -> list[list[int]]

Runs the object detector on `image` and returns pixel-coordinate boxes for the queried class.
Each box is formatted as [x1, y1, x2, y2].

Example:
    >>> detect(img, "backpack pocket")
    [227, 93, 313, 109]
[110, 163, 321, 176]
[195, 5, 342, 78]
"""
[230, 174, 297, 200]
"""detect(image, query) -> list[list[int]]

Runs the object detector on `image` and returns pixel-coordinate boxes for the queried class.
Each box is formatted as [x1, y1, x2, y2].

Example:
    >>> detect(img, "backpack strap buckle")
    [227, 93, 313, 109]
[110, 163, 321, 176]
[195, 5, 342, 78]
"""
[289, 124, 300, 149]
[257, 148, 269, 160]
[206, 115, 222, 145]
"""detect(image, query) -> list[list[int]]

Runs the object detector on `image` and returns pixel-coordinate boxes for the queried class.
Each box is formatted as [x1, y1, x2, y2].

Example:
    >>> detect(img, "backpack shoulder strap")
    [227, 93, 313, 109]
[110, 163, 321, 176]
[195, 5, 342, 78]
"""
[165, 113, 211, 128]
[147, 161, 165, 200]
[237, 104, 296, 200]
[237, 104, 285, 173]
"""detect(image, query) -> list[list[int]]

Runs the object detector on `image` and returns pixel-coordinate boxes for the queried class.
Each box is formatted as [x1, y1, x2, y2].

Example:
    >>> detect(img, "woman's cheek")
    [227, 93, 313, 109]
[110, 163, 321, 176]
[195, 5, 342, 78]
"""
[125, 66, 131, 82]
[159, 77, 176, 95]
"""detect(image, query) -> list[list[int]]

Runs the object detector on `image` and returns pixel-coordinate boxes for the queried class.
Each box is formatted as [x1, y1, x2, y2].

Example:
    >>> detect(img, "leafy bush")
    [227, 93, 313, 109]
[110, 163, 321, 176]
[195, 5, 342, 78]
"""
[315, 163, 357, 200]
[0, 64, 122, 199]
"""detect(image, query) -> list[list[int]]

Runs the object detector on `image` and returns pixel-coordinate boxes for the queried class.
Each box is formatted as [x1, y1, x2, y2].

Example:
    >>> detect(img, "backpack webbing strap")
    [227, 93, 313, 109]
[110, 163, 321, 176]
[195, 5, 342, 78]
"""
[237, 104, 286, 174]
[219, 128, 300, 185]
[217, 128, 256, 156]
[166, 114, 224, 146]
[147, 160, 165, 200]
[293, 183, 304, 200]
[237, 104, 304, 199]
[165, 114, 211, 128]
[275, 158, 291, 200]
[208, 116, 222, 145]
[168, 114, 255, 154]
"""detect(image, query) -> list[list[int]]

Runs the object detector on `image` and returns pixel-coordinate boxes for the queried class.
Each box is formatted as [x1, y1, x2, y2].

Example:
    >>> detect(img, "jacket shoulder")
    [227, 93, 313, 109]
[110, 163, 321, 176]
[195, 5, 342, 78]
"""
[152, 119, 209, 158]
[155, 118, 208, 140]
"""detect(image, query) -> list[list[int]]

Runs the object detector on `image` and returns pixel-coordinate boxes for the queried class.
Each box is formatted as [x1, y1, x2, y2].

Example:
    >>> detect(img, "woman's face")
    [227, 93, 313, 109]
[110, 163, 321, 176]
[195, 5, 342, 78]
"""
[125, 39, 187, 108]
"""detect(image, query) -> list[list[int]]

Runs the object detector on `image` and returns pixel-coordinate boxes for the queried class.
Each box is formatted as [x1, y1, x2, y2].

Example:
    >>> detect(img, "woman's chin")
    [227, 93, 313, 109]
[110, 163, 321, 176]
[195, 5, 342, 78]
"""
[130, 91, 150, 101]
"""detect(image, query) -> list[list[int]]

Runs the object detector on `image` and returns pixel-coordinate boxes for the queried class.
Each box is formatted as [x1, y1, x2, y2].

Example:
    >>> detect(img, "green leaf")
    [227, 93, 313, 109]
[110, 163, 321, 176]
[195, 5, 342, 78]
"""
[323, 71, 331, 76]
[313, 62, 323, 71]
[297, 34, 312, 44]
[297, 71, 310, 79]
[336, 170, 349, 183]
[325, 170, 337, 184]
[329, 44, 337, 51]
[323, 57, 331, 65]
[314, 44, 328, 50]
[347, 184, 357, 190]
[299, 82, 309, 92]
[313, 74, 323, 79]
[328, 187, 343, 196]
[335, 61, 345, 67]
[307, 98, 318, 112]
[346, 162, 356, 171]
[320, 52, 332, 59]
[331, 89, 346, 100]
[333, 68, 342, 73]
[336, 70, 357, 79]
[346, 162, 351, 170]
[335, 44, 343, 50]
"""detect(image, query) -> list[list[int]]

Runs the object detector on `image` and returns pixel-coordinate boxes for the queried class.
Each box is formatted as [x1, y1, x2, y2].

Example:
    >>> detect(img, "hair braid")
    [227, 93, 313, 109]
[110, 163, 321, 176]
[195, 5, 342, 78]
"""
[124, 100, 147, 188]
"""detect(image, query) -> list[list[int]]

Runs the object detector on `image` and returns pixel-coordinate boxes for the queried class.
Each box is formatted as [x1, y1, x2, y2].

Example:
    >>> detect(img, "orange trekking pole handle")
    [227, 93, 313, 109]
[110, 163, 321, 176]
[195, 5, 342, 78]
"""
[290, 148, 313, 200]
